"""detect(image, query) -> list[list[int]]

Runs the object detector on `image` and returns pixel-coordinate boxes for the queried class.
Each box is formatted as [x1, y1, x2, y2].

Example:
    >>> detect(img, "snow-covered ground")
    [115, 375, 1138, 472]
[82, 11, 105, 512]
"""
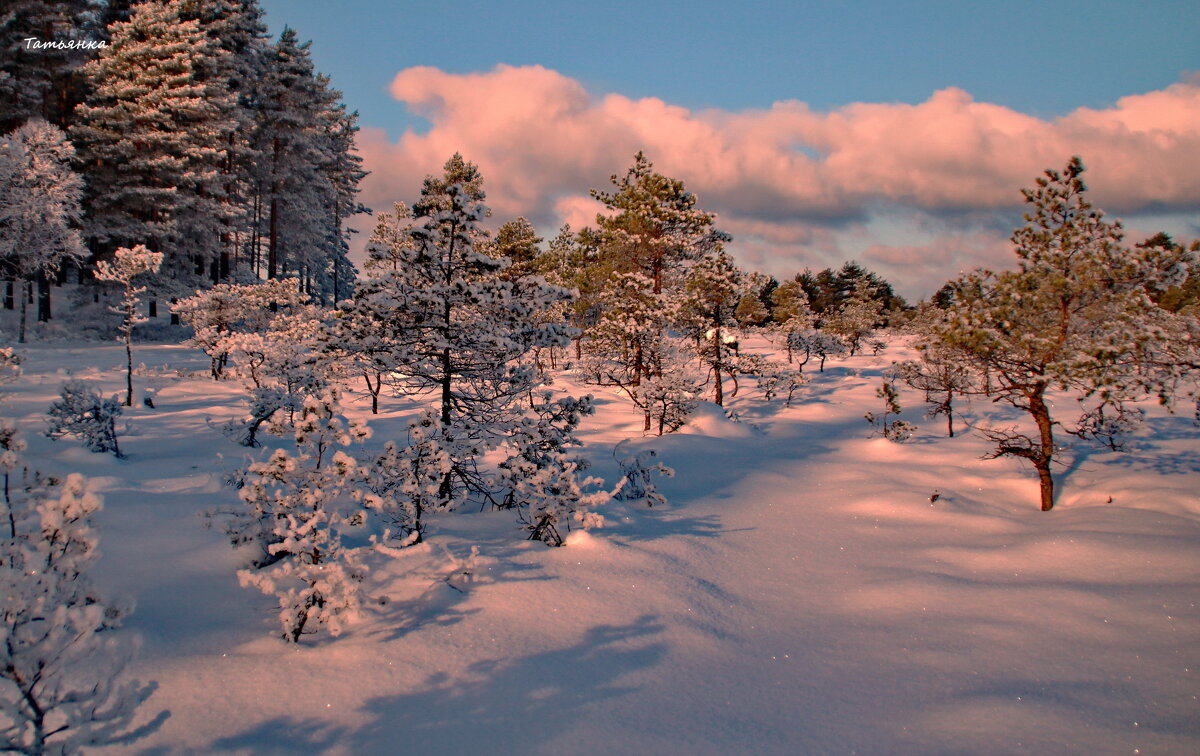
[7, 337, 1198, 755]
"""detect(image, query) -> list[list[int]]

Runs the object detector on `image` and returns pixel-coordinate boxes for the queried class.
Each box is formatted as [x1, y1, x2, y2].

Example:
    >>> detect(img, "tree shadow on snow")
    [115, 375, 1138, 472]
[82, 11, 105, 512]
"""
[201, 615, 668, 755]
[350, 614, 668, 754]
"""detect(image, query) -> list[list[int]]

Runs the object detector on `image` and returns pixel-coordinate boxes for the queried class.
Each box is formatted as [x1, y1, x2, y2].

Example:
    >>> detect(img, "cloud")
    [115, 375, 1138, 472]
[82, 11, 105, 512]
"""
[354, 65, 1200, 298]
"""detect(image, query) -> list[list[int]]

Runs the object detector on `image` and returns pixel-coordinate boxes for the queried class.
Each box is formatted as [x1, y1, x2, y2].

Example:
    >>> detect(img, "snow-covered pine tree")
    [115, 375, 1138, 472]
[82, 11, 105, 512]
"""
[94, 245, 162, 406]
[368, 183, 573, 508]
[227, 390, 370, 642]
[174, 278, 308, 379]
[582, 278, 700, 435]
[489, 216, 542, 281]
[681, 251, 743, 405]
[46, 379, 122, 456]
[329, 203, 420, 413]
[590, 152, 726, 295]
[1, 470, 165, 754]
[412, 152, 487, 219]
[498, 394, 606, 545]
[932, 157, 1193, 511]
[177, 0, 271, 283]
[896, 317, 974, 437]
[358, 409, 448, 546]
[864, 379, 916, 441]
[611, 440, 674, 508]
[249, 28, 364, 299]
[72, 0, 240, 287]
[0, 119, 86, 338]
[220, 303, 338, 447]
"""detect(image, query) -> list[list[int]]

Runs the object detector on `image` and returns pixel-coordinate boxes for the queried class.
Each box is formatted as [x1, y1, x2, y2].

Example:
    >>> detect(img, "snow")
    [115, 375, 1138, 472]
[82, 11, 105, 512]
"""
[4, 337, 1197, 754]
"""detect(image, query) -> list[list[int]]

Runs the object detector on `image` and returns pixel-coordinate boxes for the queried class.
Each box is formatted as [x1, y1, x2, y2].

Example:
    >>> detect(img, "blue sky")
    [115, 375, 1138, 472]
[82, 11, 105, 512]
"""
[260, 0, 1198, 135]
[257, 0, 1200, 298]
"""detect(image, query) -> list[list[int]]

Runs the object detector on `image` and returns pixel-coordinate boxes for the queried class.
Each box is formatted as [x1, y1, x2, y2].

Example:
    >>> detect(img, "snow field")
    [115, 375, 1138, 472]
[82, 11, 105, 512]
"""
[5, 338, 1197, 755]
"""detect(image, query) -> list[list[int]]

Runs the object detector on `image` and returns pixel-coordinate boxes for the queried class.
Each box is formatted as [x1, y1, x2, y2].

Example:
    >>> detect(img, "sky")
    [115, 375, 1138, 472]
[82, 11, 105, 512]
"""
[258, 0, 1200, 299]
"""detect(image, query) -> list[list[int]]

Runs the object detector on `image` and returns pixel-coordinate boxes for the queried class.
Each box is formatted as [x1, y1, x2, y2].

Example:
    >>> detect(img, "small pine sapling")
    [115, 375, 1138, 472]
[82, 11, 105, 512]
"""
[94, 245, 163, 407]
[1, 473, 165, 754]
[896, 345, 973, 438]
[499, 395, 607, 546]
[865, 379, 916, 442]
[226, 390, 371, 642]
[611, 440, 674, 507]
[358, 409, 451, 547]
[46, 380, 122, 457]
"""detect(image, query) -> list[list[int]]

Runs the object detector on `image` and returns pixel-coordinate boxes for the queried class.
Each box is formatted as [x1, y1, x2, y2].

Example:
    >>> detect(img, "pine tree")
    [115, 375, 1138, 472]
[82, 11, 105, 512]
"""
[933, 157, 1193, 511]
[94, 245, 162, 406]
[72, 0, 240, 288]
[681, 251, 742, 405]
[769, 280, 815, 364]
[347, 183, 573, 508]
[249, 28, 364, 298]
[0, 0, 99, 133]
[229, 390, 369, 642]
[490, 216, 542, 280]
[823, 278, 883, 356]
[0, 119, 85, 339]
[590, 152, 726, 295]
[1, 466, 165, 753]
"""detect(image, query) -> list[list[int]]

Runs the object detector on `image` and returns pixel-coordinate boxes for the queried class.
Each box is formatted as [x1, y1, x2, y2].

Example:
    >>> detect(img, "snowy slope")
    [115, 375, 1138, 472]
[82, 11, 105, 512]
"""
[6, 339, 1198, 755]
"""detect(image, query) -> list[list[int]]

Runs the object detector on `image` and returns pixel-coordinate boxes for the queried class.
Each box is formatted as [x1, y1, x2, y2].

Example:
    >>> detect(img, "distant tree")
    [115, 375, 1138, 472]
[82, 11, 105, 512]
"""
[932, 157, 1194, 510]
[591, 152, 726, 295]
[823, 279, 883, 356]
[1139, 232, 1200, 314]
[490, 216, 542, 280]
[769, 280, 816, 364]
[681, 251, 742, 405]
[0, 119, 85, 338]
[72, 0, 240, 286]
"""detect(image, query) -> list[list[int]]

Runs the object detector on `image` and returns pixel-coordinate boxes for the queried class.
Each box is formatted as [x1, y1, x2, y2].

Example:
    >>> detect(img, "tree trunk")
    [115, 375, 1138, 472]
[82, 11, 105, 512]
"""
[268, 196, 279, 280]
[1029, 387, 1056, 511]
[712, 327, 724, 406]
[36, 269, 50, 322]
[124, 323, 134, 406]
[18, 279, 28, 344]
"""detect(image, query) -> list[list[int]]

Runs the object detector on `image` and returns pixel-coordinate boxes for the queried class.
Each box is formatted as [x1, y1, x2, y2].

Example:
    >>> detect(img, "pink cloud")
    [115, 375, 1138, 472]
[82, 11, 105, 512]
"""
[354, 64, 1200, 297]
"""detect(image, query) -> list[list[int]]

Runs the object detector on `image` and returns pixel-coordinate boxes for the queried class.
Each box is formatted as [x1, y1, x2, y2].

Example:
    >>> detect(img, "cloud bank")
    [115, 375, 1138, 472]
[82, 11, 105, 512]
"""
[356, 64, 1200, 298]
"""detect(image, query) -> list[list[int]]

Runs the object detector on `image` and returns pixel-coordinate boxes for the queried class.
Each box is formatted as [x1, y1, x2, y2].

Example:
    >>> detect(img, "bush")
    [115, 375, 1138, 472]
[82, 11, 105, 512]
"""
[46, 379, 122, 456]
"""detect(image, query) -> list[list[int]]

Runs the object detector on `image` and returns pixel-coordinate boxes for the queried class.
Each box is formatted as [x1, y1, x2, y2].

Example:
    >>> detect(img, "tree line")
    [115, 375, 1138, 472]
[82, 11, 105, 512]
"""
[0, 0, 367, 336]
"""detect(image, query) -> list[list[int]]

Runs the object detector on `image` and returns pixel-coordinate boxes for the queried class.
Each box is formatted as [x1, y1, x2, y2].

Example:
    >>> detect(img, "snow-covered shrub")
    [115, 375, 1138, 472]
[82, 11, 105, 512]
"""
[499, 395, 607, 546]
[223, 390, 370, 642]
[46, 379, 122, 457]
[790, 329, 847, 372]
[221, 308, 339, 447]
[358, 409, 450, 547]
[739, 352, 806, 407]
[174, 279, 309, 380]
[1, 473, 164, 754]
[611, 440, 674, 507]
